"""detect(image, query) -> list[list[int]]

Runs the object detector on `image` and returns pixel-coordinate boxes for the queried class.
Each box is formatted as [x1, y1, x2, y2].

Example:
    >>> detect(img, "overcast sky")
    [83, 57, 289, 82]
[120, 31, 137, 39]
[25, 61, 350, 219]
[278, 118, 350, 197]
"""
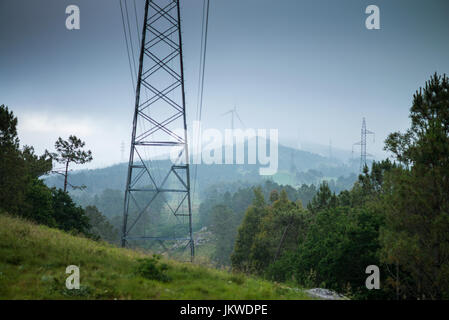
[1, 0, 449, 168]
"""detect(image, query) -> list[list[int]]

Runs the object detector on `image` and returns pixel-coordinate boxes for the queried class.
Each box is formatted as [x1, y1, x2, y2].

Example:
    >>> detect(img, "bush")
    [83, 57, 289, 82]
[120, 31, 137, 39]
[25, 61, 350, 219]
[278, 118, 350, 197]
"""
[135, 255, 170, 282]
[229, 273, 245, 285]
[265, 252, 296, 283]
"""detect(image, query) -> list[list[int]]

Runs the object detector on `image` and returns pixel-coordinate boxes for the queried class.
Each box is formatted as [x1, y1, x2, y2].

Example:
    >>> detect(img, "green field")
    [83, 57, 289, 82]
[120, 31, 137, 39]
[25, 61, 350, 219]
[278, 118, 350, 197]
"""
[0, 214, 310, 300]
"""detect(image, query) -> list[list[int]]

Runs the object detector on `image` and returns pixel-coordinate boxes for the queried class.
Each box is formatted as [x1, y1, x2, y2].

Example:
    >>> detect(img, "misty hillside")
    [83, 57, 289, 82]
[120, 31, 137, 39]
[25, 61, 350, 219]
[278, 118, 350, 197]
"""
[44, 142, 359, 196]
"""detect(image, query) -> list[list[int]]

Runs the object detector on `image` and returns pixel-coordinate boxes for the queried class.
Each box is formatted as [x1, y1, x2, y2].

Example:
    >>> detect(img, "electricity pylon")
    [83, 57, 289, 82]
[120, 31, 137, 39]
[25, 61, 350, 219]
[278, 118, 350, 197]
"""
[122, 0, 194, 261]
[353, 117, 375, 172]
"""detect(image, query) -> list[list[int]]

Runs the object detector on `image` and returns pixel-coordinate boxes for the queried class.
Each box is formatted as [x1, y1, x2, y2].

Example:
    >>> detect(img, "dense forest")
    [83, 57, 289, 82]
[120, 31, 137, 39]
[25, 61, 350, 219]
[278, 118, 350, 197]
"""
[1, 73, 449, 299]
[227, 74, 449, 299]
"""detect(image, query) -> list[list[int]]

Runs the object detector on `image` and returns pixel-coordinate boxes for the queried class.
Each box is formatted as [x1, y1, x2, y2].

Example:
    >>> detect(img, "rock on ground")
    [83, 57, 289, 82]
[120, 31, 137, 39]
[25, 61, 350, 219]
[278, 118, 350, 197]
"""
[306, 288, 348, 300]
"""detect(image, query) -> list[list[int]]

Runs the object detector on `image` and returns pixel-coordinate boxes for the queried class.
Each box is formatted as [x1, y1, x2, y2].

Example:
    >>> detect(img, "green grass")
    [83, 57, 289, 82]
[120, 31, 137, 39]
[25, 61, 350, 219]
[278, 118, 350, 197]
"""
[169, 237, 216, 265]
[0, 214, 310, 300]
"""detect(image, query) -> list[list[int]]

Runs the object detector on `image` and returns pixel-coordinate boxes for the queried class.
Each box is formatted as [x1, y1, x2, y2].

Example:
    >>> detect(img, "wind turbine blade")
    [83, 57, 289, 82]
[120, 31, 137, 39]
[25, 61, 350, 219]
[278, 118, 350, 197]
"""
[221, 110, 233, 116]
[234, 111, 245, 128]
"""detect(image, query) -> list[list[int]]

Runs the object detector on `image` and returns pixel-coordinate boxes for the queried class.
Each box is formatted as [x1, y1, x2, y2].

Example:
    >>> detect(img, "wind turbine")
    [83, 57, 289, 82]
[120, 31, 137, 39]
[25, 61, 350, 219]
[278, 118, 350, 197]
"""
[221, 105, 245, 130]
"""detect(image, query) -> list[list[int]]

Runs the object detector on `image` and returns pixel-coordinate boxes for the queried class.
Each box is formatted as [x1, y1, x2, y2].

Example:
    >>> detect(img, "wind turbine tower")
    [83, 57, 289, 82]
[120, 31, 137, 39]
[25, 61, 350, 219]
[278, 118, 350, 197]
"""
[222, 105, 245, 130]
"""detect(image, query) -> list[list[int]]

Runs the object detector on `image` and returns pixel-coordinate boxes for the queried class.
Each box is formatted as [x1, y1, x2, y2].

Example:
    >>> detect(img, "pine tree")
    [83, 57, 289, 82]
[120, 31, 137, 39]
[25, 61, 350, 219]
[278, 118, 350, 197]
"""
[381, 73, 449, 299]
[48, 135, 93, 192]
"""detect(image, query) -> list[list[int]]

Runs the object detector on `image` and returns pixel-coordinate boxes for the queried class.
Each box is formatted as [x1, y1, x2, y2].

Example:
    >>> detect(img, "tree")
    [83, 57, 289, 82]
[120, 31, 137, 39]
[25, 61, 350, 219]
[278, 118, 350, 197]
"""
[0, 106, 51, 215]
[21, 178, 55, 226]
[380, 73, 449, 299]
[231, 188, 306, 275]
[0, 105, 95, 238]
[85, 205, 119, 243]
[0, 105, 19, 148]
[293, 206, 386, 299]
[231, 188, 268, 272]
[249, 190, 302, 273]
[209, 204, 238, 266]
[384, 73, 449, 169]
[345, 160, 397, 208]
[269, 190, 279, 203]
[307, 181, 337, 214]
[22, 145, 52, 178]
[0, 105, 26, 214]
[48, 135, 93, 192]
[271, 190, 304, 263]
[52, 188, 91, 235]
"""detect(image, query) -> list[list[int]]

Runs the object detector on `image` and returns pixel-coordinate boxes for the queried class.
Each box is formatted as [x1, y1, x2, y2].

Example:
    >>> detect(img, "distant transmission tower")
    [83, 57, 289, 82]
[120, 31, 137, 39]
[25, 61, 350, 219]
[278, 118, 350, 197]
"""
[353, 117, 375, 172]
[122, 0, 194, 261]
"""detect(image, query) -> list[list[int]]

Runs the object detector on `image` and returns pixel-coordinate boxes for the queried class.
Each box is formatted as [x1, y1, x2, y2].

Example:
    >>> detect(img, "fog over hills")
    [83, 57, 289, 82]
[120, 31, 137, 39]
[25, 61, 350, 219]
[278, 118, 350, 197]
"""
[44, 141, 360, 197]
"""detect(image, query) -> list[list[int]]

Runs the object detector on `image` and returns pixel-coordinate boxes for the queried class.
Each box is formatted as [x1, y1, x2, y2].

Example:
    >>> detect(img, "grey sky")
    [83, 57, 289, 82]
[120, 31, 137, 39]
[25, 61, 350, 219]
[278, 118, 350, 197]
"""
[1, 0, 448, 168]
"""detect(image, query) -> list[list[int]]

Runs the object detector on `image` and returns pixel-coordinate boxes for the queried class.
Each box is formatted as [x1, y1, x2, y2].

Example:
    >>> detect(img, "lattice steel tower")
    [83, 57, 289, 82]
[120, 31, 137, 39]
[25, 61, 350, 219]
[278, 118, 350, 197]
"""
[353, 117, 375, 172]
[122, 0, 194, 261]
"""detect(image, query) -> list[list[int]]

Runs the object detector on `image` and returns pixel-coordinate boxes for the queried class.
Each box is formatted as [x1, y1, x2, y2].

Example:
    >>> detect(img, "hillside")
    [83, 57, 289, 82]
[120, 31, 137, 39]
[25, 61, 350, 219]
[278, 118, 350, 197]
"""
[44, 142, 359, 196]
[0, 214, 310, 300]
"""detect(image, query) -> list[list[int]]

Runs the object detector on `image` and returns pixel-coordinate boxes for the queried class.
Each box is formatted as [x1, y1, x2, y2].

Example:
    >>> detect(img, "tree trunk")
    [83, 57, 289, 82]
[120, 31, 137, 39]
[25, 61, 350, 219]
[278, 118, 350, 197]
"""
[63, 160, 69, 192]
[274, 223, 291, 263]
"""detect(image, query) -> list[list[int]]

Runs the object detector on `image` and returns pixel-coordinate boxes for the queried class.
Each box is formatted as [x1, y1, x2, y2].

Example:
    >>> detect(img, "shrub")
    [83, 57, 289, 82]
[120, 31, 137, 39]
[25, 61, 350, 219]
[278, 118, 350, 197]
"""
[135, 255, 170, 282]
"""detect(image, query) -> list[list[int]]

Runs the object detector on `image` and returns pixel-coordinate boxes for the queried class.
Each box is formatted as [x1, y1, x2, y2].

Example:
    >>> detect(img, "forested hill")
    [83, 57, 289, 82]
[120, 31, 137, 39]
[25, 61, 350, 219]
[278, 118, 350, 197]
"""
[44, 142, 359, 195]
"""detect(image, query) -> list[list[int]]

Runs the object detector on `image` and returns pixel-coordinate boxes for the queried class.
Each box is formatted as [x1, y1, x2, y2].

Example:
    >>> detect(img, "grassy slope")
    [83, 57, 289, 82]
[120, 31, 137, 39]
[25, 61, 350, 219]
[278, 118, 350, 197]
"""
[0, 214, 310, 300]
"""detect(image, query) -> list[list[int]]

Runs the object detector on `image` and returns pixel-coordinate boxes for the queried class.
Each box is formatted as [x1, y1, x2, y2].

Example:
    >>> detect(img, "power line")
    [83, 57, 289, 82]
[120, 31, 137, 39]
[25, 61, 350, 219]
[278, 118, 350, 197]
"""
[119, 0, 136, 91]
[133, 0, 141, 43]
[124, 0, 138, 80]
[192, 0, 211, 202]
[195, 0, 210, 124]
